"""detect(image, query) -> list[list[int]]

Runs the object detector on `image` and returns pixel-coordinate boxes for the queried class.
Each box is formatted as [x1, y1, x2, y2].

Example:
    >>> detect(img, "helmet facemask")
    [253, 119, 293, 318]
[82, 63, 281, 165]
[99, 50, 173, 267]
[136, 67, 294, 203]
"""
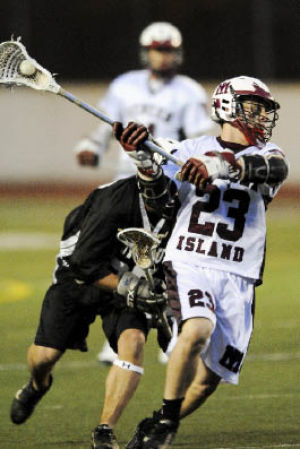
[233, 93, 279, 147]
[141, 47, 182, 78]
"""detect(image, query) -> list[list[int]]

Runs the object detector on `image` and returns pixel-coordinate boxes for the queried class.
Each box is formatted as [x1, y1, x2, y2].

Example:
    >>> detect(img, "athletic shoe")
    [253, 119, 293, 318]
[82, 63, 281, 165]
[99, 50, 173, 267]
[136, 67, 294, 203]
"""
[91, 424, 119, 449]
[125, 412, 161, 449]
[10, 375, 53, 424]
[97, 341, 118, 366]
[125, 411, 166, 449]
[142, 418, 179, 449]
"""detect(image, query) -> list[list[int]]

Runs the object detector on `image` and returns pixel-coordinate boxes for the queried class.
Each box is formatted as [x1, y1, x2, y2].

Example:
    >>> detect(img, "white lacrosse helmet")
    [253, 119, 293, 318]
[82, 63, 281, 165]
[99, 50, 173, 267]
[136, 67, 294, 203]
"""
[211, 75, 280, 146]
[139, 22, 183, 72]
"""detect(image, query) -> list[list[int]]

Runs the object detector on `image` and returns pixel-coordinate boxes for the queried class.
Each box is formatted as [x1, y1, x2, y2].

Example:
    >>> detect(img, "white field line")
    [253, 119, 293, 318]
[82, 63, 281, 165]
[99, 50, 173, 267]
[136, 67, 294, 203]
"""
[40, 392, 298, 405]
[247, 351, 300, 361]
[212, 444, 300, 449]
[0, 232, 58, 250]
[1, 351, 300, 373]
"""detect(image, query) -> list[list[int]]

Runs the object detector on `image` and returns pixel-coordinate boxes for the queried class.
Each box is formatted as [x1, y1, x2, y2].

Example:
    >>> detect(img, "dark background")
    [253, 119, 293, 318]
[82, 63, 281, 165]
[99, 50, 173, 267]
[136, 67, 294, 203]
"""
[1, 0, 300, 81]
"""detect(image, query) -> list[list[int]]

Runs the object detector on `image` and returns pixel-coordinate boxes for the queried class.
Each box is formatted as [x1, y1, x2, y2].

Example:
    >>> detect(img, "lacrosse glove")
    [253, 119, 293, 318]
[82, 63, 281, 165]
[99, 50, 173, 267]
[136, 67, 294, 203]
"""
[73, 137, 100, 166]
[113, 121, 160, 178]
[117, 271, 167, 314]
[178, 150, 241, 189]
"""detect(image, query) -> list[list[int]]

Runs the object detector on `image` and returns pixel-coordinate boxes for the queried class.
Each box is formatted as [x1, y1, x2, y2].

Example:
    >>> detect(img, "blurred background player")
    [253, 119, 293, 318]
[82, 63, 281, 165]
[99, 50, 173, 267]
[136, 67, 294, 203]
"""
[74, 21, 214, 365]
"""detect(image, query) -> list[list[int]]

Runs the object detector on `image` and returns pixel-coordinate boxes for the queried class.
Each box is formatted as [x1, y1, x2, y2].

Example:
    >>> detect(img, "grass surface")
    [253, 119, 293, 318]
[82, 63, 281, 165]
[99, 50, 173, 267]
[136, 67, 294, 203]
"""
[0, 196, 299, 449]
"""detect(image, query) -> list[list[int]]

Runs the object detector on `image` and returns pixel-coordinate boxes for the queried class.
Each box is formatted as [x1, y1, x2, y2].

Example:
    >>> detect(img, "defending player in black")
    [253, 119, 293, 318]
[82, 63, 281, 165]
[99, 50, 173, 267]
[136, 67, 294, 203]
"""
[10, 171, 178, 449]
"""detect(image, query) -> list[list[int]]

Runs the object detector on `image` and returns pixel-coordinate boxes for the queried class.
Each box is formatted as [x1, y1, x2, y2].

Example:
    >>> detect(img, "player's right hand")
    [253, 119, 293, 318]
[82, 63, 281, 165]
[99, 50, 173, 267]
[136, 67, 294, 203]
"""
[76, 150, 99, 166]
[113, 121, 160, 178]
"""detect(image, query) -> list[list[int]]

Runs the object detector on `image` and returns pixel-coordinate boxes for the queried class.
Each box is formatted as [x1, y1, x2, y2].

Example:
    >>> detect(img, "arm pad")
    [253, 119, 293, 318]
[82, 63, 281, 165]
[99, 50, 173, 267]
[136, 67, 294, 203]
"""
[238, 154, 289, 184]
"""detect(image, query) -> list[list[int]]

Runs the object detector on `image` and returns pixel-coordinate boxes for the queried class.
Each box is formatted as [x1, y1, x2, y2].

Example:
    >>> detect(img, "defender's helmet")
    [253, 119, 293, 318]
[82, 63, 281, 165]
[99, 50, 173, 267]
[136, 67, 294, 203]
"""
[139, 22, 183, 74]
[211, 76, 280, 147]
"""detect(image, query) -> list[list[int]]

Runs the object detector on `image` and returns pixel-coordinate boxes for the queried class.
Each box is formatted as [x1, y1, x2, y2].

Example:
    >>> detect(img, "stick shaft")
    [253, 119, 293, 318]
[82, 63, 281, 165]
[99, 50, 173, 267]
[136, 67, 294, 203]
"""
[59, 88, 182, 167]
[59, 88, 114, 125]
[144, 268, 172, 340]
[159, 310, 173, 340]
[144, 268, 156, 291]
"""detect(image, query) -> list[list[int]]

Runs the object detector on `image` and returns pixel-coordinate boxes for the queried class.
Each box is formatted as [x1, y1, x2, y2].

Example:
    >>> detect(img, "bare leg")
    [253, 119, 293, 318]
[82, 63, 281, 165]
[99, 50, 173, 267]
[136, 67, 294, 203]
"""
[10, 343, 63, 424]
[180, 357, 220, 418]
[27, 343, 62, 390]
[164, 317, 214, 399]
[99, 329, 145, 427]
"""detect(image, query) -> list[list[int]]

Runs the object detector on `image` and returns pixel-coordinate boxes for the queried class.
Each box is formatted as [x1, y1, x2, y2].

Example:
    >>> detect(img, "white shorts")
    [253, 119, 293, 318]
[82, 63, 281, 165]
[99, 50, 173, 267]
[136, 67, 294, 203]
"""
[163, 261, 255, 384]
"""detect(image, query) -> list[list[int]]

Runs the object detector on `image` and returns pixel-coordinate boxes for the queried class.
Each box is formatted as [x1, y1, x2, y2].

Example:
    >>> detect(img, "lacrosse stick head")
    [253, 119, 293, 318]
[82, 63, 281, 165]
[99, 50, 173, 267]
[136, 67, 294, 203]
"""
[0, 39, 60, 93]
[117, 227, 161, 269]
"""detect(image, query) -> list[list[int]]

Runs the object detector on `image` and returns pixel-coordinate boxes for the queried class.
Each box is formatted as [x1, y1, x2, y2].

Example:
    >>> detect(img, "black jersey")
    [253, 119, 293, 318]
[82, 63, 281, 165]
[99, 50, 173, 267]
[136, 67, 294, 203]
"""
[53, 176, 173, 285]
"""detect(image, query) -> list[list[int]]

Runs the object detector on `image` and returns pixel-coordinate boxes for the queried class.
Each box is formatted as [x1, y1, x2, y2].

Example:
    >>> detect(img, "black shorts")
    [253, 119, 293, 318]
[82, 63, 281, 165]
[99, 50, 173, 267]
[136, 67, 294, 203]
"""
[102, 307, 149, 353]
[34, 281, 99, 352]
[34, 280, 150, 353]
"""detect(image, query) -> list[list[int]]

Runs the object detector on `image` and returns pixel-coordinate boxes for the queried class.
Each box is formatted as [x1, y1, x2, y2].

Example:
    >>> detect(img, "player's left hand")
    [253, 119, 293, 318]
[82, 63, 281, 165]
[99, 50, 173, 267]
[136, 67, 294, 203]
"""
[178, 157, 211, 188]
[117, 271, 167, 314]
[133, 278, 168, 314]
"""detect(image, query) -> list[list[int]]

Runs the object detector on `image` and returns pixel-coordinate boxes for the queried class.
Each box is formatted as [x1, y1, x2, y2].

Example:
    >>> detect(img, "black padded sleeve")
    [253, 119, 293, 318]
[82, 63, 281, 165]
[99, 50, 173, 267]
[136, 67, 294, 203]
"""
[239, 154, 288, 184]
[69, 178, 141, 283]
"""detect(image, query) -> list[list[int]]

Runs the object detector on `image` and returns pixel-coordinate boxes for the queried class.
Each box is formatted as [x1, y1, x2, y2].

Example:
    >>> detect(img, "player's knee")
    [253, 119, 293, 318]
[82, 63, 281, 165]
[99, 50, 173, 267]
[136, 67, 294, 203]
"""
[117, 329, 146, 362]
[181, 318, 213, 353]
[28, 344, 61, 371]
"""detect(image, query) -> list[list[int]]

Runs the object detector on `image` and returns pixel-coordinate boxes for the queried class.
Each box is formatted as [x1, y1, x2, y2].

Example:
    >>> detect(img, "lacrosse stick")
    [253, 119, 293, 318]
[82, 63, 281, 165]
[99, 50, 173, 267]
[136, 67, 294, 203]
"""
[117, 227, 172, 339]
[0, 39, 182, 167]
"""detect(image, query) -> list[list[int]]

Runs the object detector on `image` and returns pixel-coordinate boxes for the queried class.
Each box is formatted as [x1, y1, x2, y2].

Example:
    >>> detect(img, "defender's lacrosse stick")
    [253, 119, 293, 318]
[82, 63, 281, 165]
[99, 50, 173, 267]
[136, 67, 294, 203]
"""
[0, 39, 182, 167]
[117, 227, 172, 339]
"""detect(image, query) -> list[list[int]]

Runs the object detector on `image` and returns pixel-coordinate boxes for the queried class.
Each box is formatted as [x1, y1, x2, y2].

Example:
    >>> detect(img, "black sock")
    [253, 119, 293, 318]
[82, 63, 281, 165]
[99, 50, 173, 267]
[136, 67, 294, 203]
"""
[160, 397, 184, 422]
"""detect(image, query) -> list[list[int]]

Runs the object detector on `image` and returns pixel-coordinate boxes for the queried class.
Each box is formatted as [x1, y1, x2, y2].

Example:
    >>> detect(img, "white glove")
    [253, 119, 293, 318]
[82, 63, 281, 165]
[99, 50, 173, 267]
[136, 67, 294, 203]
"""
[153, 137, 180, 165]
[117, 271, 167, 312]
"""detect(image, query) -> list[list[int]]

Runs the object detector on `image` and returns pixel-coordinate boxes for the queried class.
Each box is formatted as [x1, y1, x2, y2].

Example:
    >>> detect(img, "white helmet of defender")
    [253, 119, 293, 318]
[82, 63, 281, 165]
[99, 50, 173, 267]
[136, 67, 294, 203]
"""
[139, 22, 183, 73]
[211, 76, 280, 147]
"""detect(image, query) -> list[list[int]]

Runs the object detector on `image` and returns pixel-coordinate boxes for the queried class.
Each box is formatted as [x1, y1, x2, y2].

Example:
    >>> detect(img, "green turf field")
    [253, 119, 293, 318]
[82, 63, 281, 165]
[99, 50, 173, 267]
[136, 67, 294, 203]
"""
[0, 196, 299, 449]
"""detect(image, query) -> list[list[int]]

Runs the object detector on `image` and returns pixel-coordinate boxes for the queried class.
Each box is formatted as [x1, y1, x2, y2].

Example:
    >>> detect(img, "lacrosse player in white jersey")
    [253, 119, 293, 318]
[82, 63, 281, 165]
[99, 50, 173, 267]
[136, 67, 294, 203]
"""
[75, 21, 213, 365]
[112, 75, 289, 449]
[74, 21, 212, 176]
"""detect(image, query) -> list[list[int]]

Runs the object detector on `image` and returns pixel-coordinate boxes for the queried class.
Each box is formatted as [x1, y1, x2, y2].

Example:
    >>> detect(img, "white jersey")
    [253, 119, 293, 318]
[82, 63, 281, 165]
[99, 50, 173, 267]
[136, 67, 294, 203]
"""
[163, 135, 286, 282]
[88, 70, 213, 178]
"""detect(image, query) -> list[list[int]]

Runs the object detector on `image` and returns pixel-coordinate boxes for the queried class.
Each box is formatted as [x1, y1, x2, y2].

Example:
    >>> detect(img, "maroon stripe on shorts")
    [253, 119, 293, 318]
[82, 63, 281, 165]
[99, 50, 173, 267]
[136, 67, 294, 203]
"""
[163, 261, 182, 325]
